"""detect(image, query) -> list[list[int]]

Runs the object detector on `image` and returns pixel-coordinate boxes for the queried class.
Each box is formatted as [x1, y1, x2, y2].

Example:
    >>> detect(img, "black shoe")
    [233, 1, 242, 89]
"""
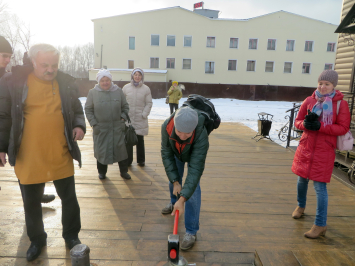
[26, 241, 46, 262]
[41, 194, 55, 203]
[121, 172, 131, 180]
[138, 162, 145, 167]
[65, 238, 81, 250]
[98, 173, 106, 180]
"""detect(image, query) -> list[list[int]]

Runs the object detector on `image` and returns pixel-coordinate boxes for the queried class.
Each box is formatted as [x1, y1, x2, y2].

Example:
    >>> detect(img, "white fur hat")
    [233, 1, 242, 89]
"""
[96, 69, 112, 83]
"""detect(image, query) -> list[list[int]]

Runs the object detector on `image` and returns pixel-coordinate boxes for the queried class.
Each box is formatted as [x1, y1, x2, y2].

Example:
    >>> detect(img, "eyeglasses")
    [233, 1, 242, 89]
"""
[0, 53, 13, 59]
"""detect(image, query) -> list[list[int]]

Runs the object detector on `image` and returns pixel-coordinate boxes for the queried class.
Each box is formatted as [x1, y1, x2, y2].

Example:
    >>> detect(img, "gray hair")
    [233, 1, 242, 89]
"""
[28, 43, 60, 61]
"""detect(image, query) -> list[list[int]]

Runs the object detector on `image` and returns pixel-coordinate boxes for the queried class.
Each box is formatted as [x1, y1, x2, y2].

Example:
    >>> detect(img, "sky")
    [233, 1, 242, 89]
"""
[4, 0, 343, 47]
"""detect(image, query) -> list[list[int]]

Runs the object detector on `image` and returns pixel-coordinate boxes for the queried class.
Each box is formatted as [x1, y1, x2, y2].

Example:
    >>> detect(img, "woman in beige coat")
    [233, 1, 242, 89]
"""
[122, 68, 153, 166]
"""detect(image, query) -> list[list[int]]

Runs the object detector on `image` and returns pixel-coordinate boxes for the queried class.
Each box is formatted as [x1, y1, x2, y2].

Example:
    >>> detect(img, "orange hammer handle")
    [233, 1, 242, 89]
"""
[173, 210, 179, 235]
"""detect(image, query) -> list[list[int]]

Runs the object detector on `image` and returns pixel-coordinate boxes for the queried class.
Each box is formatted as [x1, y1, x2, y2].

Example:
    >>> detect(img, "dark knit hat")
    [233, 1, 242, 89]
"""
[318, 70, 338, 87]
[0, 36, 12, 54]
[174, 106, 198, 133]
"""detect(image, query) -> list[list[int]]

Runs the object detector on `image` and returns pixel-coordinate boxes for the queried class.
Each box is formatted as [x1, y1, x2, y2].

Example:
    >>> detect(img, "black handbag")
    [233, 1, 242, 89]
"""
[125, 115, 138, 146]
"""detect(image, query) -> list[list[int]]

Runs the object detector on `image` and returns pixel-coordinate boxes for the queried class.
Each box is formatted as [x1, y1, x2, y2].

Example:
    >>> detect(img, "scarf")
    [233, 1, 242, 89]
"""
[311, 89, 336, 127]
[94, 83, 119, 92]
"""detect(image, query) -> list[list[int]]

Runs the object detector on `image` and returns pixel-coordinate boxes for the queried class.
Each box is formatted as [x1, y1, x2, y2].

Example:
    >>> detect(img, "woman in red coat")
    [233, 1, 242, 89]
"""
[291, 70, 351, 239]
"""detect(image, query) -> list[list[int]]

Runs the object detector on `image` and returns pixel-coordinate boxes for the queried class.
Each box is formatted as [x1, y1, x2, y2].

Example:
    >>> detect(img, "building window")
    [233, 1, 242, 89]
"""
[228, 60, 237, 71]
[284, 62, 292, 73]
[166, 58, 175, 69]
[324, 63, 333, 70]
[207, 37, 215, 48]
[286, 40, 295, 51]
[265, 61, 274, 72]
[302, 63, 311, 74]
[184, 36, 192, 47]
[167, 35, 175, 46]
[305, 41, 313, 52]
[247, 60, 256, 71]
[327, 42, 335, 52]
[205, 61, 215, 73]
[151, 35, 159, 46]
[249, 39, 258, 49]
[230, 38, 238, 48]
[267, 39, 276, 50]
[129, 37, 135, 50]
[183, 59, 192, 69]
[128, 60, 134, 69]
[150, 57, 159, 68]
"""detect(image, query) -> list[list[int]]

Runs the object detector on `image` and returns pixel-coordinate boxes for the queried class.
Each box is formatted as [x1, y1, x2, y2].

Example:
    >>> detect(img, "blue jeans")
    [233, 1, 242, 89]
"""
[297, 176, 328, 227]
[169, 156, 201, 235]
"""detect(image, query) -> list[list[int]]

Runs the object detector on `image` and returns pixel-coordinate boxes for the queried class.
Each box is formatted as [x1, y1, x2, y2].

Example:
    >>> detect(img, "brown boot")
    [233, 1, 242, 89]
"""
[292, 206, 305, 219]
[304, 225, 327, 239]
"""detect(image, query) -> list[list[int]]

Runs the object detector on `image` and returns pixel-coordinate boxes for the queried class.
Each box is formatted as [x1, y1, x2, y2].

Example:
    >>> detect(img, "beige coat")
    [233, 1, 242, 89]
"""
[122, 70, 153, 136]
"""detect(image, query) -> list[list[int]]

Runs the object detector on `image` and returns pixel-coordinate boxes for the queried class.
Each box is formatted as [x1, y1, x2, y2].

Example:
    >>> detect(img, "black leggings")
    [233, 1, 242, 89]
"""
[169, 103, 179, 114]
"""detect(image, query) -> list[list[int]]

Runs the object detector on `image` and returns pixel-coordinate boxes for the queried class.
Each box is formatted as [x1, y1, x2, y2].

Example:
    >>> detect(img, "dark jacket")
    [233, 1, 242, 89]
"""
[161, 112, 209, 200]
[0, 64, 86, 167]
[292, 90, 350, 183]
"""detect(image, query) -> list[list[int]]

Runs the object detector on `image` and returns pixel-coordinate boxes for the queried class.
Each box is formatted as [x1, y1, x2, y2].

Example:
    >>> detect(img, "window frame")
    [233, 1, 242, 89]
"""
[150, 57, 159, 68]
[206, 36, 216, 48]
[302, 62, 312, 74]
[265, 61, 275, 72]
[286, 39, 295, 51]
[167, 35, 176, 47]
[129, 36, 135, 50]
[249, 38, 258, 50]
[151, 34, 160, 46]
[327, 42, 336, 52]
[182, 58, 192, 70]
[128, 60, 134, 69]
[205, 61, 215, 74]
[228, 59, 237, 71]
[283, 62, 293, 74]
[324, 63, 334, 70]
[267, 39, 277, 51]
[304, 40, 314, 52]
[166, 58, 175, 69]
[246, 60, 257, 72]
[183, 35, 192, 47]
[229, 37, 239, 49]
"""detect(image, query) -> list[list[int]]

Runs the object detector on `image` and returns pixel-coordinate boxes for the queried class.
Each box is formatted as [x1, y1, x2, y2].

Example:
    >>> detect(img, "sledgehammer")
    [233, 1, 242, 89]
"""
[167, 210, 196, 266]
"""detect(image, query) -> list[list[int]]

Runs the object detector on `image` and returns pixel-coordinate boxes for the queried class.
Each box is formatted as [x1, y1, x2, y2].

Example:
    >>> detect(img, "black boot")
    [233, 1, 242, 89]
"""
[99, 173, 106, 180]
[120, 172, 131, 180]
[41, 194, 55, 203]
[26, 240, 46, 261]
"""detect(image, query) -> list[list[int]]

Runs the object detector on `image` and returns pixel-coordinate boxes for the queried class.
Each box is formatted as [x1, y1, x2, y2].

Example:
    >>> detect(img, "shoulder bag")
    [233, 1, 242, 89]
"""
[336, 100, 354, 151]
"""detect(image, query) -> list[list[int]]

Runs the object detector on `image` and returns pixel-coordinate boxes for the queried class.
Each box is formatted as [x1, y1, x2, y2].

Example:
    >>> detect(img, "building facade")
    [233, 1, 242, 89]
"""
[90, 7, 337, 89]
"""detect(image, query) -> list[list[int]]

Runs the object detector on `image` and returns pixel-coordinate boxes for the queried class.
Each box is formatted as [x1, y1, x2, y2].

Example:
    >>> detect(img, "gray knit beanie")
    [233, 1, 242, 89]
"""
[318, 70, 338, 87]
[174, 107, 198, 133]
[0, 36, 12, 54]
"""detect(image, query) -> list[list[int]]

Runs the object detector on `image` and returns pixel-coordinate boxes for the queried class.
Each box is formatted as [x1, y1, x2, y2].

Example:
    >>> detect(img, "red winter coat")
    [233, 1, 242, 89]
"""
[292, 90, 350, 183]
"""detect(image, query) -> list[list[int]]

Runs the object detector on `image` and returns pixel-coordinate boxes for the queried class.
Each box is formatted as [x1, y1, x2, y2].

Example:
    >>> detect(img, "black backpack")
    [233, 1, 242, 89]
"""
[182, 94, 221, 135]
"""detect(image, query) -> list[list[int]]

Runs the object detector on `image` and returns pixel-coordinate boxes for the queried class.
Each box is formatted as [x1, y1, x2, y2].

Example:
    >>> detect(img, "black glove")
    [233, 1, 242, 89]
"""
[304, 110, 319, 122]
[303, 121, 321, 131]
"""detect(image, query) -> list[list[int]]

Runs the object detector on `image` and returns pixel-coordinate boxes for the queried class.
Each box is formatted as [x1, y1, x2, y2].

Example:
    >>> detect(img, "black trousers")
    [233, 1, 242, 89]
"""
[19, 176, 81, 244]
[169, 103, 179, 114]
[97, 159, 129, 174]
[126, 135, 145, 165]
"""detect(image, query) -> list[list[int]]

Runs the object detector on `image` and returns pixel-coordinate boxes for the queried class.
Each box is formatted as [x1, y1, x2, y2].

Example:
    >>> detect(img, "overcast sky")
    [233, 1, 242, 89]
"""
[5, 0, 343, 46]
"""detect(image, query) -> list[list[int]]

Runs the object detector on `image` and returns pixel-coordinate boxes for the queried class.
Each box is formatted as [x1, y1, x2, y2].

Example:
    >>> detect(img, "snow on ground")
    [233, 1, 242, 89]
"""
[80, 97, 301, 148]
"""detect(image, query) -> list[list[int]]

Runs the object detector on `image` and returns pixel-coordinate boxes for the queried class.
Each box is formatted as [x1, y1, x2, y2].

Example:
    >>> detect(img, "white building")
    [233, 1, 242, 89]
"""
[90, 6, 337, 88]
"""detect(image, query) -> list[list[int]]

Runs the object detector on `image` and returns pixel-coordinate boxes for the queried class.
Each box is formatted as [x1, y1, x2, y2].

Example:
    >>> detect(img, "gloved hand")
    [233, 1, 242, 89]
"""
[303, 121, 321, 131]
[304, 110, 319, 122]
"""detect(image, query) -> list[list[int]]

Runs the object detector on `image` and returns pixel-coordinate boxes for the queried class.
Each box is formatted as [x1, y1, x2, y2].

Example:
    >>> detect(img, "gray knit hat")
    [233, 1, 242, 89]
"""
[174, 107, 198, 133]
[318, 70, 338, 87]
[0, 36, 12, 54]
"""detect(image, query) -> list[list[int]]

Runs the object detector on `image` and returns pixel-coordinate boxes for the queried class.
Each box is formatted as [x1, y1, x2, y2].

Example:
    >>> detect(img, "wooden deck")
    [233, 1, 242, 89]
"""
[1, 120, 355, 265]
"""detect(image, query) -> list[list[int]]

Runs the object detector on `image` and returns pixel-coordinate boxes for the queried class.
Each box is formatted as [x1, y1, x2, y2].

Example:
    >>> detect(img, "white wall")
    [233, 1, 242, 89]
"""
[92, 7, 338, 87]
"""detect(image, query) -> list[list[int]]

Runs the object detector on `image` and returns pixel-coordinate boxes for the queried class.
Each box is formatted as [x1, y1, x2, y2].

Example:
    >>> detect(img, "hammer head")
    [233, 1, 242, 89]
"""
[168, 234, 180, 264]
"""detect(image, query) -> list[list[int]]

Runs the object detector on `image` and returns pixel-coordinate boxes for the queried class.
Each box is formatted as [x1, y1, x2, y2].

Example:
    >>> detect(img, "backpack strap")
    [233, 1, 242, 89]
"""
[337, 100, 341, 115]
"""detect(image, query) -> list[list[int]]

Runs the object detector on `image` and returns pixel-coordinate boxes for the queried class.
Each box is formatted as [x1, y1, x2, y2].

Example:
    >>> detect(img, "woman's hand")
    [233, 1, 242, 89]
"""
[303, 121, 321, 131]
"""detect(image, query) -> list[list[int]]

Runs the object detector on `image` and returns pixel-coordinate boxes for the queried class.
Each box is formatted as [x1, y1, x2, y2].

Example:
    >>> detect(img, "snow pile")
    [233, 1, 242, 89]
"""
[80, 97, 301, 148]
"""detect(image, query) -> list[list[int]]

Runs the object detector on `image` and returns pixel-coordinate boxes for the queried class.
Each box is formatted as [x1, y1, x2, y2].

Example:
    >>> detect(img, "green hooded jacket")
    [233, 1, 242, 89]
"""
[161, 112, 209, 200]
